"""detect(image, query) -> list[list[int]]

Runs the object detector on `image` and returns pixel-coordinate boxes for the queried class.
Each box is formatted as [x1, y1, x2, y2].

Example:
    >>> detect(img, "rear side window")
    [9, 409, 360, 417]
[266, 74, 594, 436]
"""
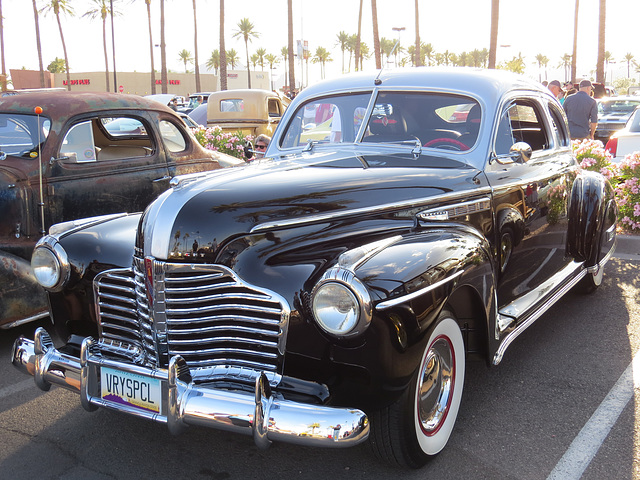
[160, 120, 187, 152]
[495, 100, 550, 155]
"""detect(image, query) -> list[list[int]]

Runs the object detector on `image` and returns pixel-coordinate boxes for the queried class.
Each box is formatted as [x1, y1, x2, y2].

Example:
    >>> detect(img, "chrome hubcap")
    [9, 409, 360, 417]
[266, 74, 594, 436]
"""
[418, 337, 454, 434]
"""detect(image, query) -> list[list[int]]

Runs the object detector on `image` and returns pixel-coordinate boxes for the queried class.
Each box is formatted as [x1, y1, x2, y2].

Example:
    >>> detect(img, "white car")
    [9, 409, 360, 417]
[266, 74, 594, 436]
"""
[605, 105, 640, 161]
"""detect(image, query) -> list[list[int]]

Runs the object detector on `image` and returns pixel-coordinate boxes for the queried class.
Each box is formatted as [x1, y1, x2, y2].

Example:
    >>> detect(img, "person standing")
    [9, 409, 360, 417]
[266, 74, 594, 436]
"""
[548, 80, 565, 102]
[563, 79, 598, 141]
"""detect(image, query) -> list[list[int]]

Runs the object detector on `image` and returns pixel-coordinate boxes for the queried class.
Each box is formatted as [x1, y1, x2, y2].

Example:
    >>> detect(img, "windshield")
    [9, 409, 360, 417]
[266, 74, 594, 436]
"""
[598, 99, 640, 115]
[0, 113, 51, 157]
[280, 91, 480, 151]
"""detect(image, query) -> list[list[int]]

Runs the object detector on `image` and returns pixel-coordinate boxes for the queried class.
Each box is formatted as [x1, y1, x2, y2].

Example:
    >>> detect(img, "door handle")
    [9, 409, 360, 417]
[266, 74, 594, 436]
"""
[153, 175, 172, 183]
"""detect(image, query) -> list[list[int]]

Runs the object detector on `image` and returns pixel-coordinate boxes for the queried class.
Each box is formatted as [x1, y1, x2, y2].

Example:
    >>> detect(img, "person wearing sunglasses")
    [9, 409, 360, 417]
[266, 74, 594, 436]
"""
[254, 134, 271, 159]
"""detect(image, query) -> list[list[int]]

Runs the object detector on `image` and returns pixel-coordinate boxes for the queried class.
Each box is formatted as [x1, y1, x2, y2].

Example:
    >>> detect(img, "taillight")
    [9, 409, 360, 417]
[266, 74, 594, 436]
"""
[605, 136, 618, 157]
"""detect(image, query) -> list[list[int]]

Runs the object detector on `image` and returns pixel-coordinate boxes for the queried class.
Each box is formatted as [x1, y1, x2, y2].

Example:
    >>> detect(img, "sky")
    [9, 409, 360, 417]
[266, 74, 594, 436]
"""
[1, 0, 639, 90]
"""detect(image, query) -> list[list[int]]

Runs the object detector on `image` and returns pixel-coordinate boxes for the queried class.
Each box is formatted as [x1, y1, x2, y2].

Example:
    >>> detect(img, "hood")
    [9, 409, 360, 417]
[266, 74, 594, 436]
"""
[139, 149, 481, 260]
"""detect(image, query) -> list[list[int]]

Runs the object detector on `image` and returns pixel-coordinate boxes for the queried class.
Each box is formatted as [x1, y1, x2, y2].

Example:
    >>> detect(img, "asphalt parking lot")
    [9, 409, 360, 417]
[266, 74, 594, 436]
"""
[0, 235, 638, 479]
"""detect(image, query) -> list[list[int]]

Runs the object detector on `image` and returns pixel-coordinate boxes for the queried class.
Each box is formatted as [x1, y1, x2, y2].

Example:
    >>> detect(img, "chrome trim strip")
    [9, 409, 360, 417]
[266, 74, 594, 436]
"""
[250, 188, 492, 233]
[493, 262, 587, 365]
[417, 196, 492, 221]
[376, 270, 465, 310]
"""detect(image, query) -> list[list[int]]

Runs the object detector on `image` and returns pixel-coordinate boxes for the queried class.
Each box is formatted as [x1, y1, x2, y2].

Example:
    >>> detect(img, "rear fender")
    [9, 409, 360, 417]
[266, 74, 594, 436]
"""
[567, 171, 616, 264]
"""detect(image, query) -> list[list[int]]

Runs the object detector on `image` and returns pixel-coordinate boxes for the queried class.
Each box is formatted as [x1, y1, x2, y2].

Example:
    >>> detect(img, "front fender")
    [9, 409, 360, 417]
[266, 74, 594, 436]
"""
[0, 250, 48, 328]
[567, 171, 616, 264]
[356, 227, 493, 343]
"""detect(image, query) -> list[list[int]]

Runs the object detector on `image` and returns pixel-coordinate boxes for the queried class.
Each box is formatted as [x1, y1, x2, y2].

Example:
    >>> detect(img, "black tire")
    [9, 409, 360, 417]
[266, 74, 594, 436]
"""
[370, 309, 466, 468]
[575, 264, 605, 294]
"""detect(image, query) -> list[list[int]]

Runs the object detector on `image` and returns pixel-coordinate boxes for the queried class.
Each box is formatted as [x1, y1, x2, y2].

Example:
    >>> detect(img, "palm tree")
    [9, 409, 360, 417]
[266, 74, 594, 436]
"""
[178, 49, 193, 73]
[31, 0, 46, 88]
[220, 0, 227, 91]
[233, 18, 259, 89]
[358, 42, 370, 71]
[336, 31, 349, 73]
[380, 37, 394, 66]
[83, 0, 119, 93]
[571, 0, 579, 82]
[371, 0, 381, 69]
[355, 0, 363, 71]
[624, 53, 635, 78]
[312, 47, 332, 79]
[206, 50, 220, 75]
[255, 47, 266, 71]
[595, 0, 606, 83]
[280, 46, 288, 65]
[192, 0, 202, 92]
[287, 0, 295, 95]
[414, 0, 421, 67]
[265, 53, 279, 90]
[488, 0, 499, 69]
[40, 0, 74, 91]
[0, 0, 6, 91]
[560, 53, 572, 81]
[603, 50, 613, 82]
[422, 43, 434, 66]
[535, 54, 549, 82]
[250, 53, 259, 70]
[140, 0, 156, 94]
[160, 0, 167, 93]
[226, 49, 239, 69]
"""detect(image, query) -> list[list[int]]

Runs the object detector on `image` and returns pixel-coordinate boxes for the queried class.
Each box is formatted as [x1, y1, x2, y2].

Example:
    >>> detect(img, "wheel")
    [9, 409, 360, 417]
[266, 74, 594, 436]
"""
[423, 137, 469, 151]
[370, 309, 465, 468]
[575, 263, 604, 294]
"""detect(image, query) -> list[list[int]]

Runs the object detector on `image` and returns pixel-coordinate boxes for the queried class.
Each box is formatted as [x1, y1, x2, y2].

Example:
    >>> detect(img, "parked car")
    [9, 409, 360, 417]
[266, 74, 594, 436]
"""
[605, 105, 640, 160]
[594, 96, 640, 142]
[13, 68, 617, 468]
[182, 92, 214, 114]
[205, 89, 289, 137]
[0, 91, 241, 329]
[185, 103, 207, 127]
[592, 82, 616, 99]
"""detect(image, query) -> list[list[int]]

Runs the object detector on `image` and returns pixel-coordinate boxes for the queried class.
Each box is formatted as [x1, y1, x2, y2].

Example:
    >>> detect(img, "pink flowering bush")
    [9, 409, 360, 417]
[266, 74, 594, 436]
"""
[614, 152, 640, 232]
[192, 125, 253, 160]
[572, 139, 616, 180]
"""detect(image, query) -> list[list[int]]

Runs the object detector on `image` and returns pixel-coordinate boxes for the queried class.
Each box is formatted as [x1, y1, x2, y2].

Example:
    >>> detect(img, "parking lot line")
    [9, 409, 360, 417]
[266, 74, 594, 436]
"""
[547, 349, 640, 480]
[0, 379, 35, 400]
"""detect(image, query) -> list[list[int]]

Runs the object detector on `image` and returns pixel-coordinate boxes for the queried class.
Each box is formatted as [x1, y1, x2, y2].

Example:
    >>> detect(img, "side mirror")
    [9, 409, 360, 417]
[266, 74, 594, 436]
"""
[509, 142, 532, 164]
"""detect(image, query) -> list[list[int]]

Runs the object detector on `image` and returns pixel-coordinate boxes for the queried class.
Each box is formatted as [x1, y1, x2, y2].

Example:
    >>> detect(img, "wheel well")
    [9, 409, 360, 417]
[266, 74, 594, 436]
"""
[446, 286, 488, 362]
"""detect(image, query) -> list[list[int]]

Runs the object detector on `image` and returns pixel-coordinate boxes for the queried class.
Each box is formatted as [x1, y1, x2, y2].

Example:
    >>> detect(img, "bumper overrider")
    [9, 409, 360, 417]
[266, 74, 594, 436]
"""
[12, 328, 369, 448]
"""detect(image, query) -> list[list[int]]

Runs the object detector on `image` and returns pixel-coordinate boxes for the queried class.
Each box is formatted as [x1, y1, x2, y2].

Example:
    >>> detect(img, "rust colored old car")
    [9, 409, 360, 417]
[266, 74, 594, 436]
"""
[205, 89, 289, 137]
[0, 91, 240, 328]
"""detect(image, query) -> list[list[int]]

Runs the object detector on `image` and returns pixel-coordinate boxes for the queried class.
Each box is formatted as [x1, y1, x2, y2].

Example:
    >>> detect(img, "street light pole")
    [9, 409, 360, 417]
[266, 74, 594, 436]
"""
[110, 0, 117, 92]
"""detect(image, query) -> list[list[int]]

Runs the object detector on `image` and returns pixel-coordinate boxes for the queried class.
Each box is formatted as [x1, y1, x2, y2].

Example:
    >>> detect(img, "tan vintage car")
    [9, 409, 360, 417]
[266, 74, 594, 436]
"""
[205, 89, 290, 137]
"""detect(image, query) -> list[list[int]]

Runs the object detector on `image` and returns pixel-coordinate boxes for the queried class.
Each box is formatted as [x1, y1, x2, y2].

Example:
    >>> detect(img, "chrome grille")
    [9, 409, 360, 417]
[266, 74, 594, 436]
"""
[94, 258, 289, 382]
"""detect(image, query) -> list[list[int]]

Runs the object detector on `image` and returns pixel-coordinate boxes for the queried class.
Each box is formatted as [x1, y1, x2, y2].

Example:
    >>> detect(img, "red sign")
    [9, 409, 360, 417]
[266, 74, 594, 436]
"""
[63, 79, 91, 86]
[154, 79, 181, 85]
[118, 85, 124, 93]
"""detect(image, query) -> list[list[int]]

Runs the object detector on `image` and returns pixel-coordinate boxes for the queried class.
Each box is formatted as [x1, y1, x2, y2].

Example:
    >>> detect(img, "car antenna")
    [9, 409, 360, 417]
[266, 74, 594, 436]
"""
[374, 27, 405, 86]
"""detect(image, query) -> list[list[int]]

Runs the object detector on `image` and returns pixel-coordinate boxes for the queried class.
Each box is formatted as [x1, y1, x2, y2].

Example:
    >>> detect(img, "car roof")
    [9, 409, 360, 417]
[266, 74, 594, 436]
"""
[0, 91, 175, 117]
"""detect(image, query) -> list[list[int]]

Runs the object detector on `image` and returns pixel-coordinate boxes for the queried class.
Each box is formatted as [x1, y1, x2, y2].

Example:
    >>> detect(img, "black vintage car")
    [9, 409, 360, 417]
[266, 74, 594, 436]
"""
[13, 68, 617, 468]
[0, 91, 241, 328]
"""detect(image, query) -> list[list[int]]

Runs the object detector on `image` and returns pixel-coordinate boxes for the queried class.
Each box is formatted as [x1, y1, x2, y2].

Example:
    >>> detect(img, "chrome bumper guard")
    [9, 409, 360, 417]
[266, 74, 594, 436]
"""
[12, 328, 369, 449]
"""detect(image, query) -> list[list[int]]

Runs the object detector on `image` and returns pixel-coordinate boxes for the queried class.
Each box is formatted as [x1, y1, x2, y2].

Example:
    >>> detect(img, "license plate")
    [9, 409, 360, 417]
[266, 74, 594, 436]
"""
[101, 367, 162, 414]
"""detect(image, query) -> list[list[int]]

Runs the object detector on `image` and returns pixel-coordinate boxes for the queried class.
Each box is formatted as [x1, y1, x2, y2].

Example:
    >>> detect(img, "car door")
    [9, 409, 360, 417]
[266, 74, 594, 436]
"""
[484, 95, 576, 330]
[44, 113, 170, 226]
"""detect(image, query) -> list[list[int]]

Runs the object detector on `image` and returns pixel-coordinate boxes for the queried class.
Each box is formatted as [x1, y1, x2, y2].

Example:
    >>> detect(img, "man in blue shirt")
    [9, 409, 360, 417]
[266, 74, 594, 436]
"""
[563, 79, 598, 140]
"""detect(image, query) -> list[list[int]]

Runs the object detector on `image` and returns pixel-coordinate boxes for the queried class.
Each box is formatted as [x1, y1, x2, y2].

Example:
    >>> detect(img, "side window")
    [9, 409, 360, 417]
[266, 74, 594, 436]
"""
[497, 100, 550, 153]
[548, 103, 570, 147]
[61, 121, 97, 162]
[268, 99, 281, 117]
[160, 120, 187, 153]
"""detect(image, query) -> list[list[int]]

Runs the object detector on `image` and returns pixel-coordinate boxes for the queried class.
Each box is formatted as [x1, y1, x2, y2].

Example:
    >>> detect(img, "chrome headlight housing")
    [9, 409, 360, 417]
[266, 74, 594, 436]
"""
[31, 236, 70, 291]
[311, 267, 372, 338]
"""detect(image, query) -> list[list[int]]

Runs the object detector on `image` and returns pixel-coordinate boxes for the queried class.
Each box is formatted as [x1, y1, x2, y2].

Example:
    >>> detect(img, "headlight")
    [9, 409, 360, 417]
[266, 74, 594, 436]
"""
[312, 282, 360, 334]
[31, 237, 69, 291]
[311, 268, 372, 338]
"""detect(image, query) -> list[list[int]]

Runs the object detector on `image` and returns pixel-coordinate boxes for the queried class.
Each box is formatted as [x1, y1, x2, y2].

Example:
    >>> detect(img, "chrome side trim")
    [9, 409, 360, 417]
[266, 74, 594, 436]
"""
[417, 197, 492, 221]
[376, 270, 465, 310]
[0, 310, 49, 330]
[250, 188, 492, 233]
[493, 262, 587, 365]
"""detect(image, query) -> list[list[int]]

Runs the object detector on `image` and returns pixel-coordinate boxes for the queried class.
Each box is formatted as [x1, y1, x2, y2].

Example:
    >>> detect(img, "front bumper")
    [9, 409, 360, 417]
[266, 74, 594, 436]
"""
[12, 328, 369, 449]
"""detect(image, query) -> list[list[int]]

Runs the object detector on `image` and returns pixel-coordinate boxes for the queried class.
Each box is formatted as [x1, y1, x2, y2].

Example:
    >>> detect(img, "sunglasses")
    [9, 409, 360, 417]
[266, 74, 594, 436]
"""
[255, 144, 267, 150]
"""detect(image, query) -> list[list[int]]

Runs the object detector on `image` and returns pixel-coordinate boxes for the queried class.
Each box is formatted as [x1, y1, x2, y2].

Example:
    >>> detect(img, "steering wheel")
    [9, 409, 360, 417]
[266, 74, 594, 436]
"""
[423, 137, 469, 151]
